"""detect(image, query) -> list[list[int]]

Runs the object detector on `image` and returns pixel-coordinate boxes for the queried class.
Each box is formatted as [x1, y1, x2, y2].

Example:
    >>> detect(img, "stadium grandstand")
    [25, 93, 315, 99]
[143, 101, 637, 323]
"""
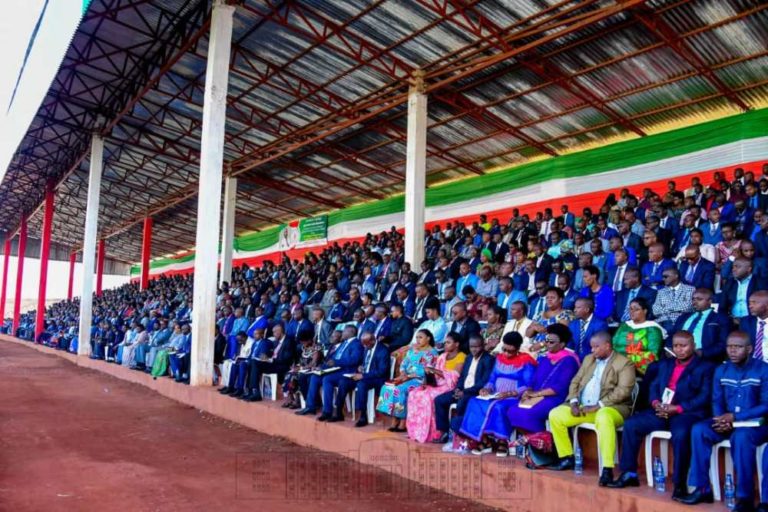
[1, 0, 768, 511]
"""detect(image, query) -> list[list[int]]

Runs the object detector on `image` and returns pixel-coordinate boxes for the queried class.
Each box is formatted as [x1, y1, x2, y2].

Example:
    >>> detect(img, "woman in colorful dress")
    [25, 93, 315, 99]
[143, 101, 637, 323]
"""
[282, 330, 322, 409]
[457, 332, 537, 455]
[525, 287, 574, 353]
[502, 324, 581, 455]
[406, 333, 464, 443]
[613, 297, 664, 375]
[377, 329, 439, 432]
[482, 305, 506, 354]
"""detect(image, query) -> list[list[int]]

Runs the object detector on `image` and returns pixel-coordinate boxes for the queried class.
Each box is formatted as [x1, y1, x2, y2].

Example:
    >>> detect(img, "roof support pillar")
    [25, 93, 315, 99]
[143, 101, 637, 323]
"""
[12, 218, 27, 336]
[67, 251, 76, 301]
[78, 133, 103, 357]
[140, 218, 152, 290]
[0, 239, 10, 324]
[96, 239, 105, 296]
[404, 72, 428, 269]
[190, 0, 235, 387]
[34, 183, 54, 341]
[220, 176, 237, 287]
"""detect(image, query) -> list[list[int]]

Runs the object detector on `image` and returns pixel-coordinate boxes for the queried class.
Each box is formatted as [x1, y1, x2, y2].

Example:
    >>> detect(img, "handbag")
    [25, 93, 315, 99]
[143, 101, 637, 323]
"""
[512, 431, 557, 469]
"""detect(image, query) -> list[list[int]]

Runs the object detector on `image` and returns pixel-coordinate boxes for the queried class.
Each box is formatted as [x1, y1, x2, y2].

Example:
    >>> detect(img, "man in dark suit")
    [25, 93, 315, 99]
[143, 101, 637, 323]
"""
[388, 303, 414, 352]
[606, 248, 630, 294]
[449, 301, 481, 353]
[754, 215, 768, 260]
[568, 297, 609, 361]
[618, 220, 642, 253]
[243, 323, 294, 402]
[607, 331, 713, 498]
[311, 306, 334, 350]
[679, 246, 716, 290]
[517, 259, 547, 297]
[413, 283, 440, 326]
[433, 335, 494, 443]
[722, 257, 768, 320]
[492, 232, 509, 263]
[337, 331, 390, 427]
[669, 288, 730, 363]
[740, 290, 768, 362]
[614, 267, 658, 322]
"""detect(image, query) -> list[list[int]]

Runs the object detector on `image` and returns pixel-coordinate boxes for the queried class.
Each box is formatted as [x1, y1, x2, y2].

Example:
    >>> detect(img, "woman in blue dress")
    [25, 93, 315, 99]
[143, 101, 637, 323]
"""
[458, 332, 537, 454]
[376, 329, 438, 432]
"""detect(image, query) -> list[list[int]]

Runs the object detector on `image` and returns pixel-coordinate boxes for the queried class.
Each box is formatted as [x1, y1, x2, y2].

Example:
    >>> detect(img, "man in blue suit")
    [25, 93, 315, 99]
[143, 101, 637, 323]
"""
[497, 277, 527, 319]
[641, 243, 675, 289]
[740, 290, 768, 360]
[567, 297, 609, 361]
[607, 331, 713, 497]
[669, 288, 730, 363]
[516, 259, 546, 297]
[613, 267, 657, 322]
[433, 335, 494, 443]
[296, 325, 363, 418]
[722, 258, 768, 320]
[371, 304, 392, 344]
[337, 331, 390, 427]
[679, 246, 716, 290]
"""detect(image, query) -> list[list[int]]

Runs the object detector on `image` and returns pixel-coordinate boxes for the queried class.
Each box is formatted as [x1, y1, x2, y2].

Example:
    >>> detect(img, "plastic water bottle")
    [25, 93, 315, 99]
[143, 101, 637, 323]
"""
[574, 447, 583, 475]
[653, 456, 666, 492]
[724, 474, 736, 510]
[515, 436, 525, 459]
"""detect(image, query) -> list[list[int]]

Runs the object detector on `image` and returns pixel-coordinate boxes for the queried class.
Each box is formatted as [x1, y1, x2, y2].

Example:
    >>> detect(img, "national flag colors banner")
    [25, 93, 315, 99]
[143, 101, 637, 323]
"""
[131, 108, 768, 279]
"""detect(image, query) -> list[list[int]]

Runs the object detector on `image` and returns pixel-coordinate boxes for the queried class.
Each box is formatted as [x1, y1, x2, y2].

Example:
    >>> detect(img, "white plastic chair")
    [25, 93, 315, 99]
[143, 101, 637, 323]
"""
[572, 382, 639, 474]
[709, 440, 734, 501]
[350, 388, 377, 424]
[390, 356, 396, 379]
[260, 373, 278, 401]
[758, 443, 767, 501]
[644, 430, 672, 487]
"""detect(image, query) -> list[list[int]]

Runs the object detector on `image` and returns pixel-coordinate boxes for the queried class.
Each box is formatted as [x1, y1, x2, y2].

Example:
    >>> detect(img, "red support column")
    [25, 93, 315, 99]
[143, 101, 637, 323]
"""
[34, 185, 55, 341]
[12, 217, 27, 336]
[96, 239, 105, 296]
[140, 217, 152, 290]
[67, 252, 76, 300]
[0, 239, 10, 322]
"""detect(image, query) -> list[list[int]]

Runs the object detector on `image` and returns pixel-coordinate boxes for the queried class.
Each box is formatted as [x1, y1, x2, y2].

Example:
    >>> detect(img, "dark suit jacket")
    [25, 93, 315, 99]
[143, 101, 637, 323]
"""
[388, 317, 414, 352]
[516, 270, 547, 294]
[361, 342, 391, 384]
[648, 356, 714, 415]
[613, 285, 658, 322]
[457, 352, 495, 394]
[669, 310, 731, 363]
[679, 258, 716, 290]
[623, 233, 642, 253]
[720, 274, 768, 317]
[450, 317, 481, 353]
[568, 317, 609, 361]
[270, 336, 296, 369]
[739, 315, 768, 352]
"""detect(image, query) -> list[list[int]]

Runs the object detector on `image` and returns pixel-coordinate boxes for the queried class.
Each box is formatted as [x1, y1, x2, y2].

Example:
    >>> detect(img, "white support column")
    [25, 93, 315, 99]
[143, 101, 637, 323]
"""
[190, 0, 234, 386]
[220, 176, 237, 286]
[404, 72, 428, 268]
[77, 134, 103, 357]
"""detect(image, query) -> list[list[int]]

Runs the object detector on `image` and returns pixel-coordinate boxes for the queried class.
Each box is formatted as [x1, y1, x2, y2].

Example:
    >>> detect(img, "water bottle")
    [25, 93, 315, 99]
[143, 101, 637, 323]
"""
[724, 474, 736, 510]
[653, 456, 665, 492]
[574, 447, 583, 475]
[515, 436, 525, 459]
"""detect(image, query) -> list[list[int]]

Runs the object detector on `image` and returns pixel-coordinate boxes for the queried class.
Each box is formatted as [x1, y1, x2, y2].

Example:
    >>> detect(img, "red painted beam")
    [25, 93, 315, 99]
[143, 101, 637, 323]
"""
[0, 239, 10, 322]
[96, 239, 105, 296]
[140, 217, 152, 290]
[34, 185, 55, 340]
[67, 251, 76, 301]
[12, 217, 27, 336]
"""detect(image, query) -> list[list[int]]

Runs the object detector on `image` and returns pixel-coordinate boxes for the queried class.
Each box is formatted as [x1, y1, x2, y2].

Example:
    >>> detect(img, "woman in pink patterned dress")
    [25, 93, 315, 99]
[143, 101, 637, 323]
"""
[406, 334, 464, 443]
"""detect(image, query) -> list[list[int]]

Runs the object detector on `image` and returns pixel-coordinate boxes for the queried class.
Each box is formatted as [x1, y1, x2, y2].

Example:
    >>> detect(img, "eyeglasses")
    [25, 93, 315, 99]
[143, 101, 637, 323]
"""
[544, 337, 560, 344]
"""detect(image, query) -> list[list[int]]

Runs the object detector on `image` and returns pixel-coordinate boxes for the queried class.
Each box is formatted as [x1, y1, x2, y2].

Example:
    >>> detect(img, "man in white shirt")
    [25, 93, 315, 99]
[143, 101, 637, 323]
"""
[501, 301, 533, 355]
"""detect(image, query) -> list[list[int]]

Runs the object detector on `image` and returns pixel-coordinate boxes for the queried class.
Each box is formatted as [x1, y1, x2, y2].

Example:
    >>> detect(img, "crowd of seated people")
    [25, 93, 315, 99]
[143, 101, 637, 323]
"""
[26, 164, 768, 511]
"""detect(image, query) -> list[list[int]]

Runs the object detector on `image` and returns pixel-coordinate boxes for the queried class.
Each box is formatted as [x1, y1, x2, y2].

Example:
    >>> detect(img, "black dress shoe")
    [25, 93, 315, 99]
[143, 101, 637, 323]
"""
[547, 456, 575, 471]
[231, 389, 244, 398]
[218, 387, 231, 394]
[756, 503, 768, 512]
[295, 408, 316, 416]
[678, 488, 714, 505]
[327, 415, 344, 423]
[606, 472, 640, 489]
[317, 414, 331, 422]
[355, 418, 368, 428]
[432, 432, 450, 444]
[672, 485, 687, 500]
[598, 468, 614, 487]
[733, 500, 756, 512]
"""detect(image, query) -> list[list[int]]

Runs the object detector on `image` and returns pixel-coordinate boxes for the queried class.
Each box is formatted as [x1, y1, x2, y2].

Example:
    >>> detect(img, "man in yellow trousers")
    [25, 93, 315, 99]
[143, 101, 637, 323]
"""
[547, 330, 637, 486]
